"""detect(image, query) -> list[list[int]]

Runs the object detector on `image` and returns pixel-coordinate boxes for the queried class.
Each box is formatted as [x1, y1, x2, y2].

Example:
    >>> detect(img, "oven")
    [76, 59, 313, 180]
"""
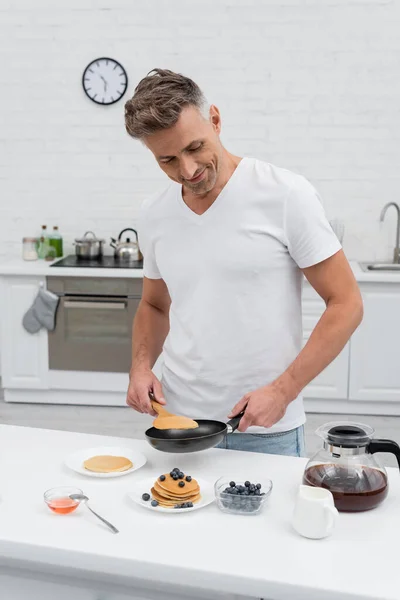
[47, 277, 142, 373]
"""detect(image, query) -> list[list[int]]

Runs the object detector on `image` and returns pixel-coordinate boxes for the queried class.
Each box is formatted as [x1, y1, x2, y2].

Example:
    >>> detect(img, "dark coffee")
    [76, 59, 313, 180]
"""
[303, 464, 388, 512]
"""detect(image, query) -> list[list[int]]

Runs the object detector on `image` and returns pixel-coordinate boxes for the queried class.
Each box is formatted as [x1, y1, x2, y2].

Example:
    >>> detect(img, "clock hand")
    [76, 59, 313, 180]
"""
[99, 75, 108, 92]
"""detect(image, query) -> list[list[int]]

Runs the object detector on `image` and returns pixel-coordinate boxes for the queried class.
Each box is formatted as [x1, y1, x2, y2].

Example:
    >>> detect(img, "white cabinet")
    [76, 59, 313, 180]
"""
[103, 590, 251, 600]
[1, 270, 399, 415]
[302, 284, 349, 400]
[0, 573, 94, 600]
[0, 276, 48, 389]
[0, 574, 253, 600]
[349, 283, 400, 402]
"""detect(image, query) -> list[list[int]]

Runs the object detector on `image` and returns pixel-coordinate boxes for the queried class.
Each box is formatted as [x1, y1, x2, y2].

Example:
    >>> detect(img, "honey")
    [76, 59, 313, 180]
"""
[47, 497, 79, 514]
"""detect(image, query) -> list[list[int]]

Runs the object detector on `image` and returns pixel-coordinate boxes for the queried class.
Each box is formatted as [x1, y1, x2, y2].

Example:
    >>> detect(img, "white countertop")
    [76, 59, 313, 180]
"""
[0, 424, 398, 600]
[0, 258, 144, 278]
[0, 258, 399, 283]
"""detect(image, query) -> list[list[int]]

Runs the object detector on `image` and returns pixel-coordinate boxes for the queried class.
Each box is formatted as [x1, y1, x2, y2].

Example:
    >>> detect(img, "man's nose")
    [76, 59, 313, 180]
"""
[180, 156, 199, 181]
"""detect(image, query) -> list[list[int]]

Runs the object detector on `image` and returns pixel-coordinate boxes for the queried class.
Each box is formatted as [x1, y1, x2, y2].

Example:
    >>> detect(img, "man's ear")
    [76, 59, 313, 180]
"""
[209, 104, 221, 134]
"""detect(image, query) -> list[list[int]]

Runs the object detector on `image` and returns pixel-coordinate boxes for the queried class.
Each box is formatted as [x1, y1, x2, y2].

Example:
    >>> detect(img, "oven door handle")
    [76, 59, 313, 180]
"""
[63, 300, 126, 310]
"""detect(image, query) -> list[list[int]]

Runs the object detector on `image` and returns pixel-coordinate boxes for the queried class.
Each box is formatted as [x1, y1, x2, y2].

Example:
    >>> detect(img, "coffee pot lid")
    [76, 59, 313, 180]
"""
[316, 421, 374, 448]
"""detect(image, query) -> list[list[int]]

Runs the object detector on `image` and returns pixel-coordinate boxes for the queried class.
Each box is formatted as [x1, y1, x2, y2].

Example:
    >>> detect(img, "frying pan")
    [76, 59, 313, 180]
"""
[145, 392, 244, 453]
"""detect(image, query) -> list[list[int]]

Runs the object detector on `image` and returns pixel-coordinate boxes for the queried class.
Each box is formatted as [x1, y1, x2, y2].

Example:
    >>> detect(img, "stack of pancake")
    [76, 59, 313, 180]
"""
[151, 472, 201, 508]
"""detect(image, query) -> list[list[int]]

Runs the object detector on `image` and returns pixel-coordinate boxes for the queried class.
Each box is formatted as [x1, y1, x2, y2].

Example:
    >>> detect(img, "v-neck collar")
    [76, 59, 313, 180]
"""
[176, 157, 247, 222]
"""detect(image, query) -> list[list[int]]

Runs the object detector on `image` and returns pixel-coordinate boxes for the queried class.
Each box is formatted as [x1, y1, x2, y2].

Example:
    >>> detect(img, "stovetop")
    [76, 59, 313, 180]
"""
[50, 255, 144, 269]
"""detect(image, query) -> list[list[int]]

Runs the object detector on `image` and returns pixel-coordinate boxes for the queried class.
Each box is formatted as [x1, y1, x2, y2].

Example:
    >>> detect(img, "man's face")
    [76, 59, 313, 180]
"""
[143, 105, 223, 196]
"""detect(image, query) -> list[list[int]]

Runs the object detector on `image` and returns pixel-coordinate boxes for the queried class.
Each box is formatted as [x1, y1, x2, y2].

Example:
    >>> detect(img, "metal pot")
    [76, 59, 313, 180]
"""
[110, 228, 142, 262]
[74, 231, 105, 259]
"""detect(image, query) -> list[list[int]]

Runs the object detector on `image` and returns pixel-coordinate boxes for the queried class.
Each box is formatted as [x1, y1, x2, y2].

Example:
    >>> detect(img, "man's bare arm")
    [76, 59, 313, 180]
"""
[279, 249, 363, 400]
[131, 276, 171, 372]
[127, 276, 171, 414]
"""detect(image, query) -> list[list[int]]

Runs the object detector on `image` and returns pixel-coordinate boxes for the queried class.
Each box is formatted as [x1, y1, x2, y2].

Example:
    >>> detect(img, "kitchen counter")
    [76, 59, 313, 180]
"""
[0, 424, 398, 600]
[0, 258, 400, 282]
[0, 258, 144, 278]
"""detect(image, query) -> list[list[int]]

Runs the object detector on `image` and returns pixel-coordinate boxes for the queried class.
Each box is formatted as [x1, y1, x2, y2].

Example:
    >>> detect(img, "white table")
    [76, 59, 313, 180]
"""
[0, 424, 398, 600]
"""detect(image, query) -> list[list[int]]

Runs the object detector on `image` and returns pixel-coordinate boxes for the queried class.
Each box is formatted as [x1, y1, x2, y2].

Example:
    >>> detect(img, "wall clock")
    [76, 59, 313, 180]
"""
[82, 57, 128, 105]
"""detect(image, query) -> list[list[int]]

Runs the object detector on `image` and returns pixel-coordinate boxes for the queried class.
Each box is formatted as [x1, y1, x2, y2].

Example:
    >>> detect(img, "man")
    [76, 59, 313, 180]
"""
[124, 68, 363, 456]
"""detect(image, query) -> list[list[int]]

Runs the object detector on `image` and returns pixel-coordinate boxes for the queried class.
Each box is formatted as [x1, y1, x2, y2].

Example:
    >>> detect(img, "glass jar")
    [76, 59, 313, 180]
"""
[49, 225, 63, 257]
[22, 237, 38, 261]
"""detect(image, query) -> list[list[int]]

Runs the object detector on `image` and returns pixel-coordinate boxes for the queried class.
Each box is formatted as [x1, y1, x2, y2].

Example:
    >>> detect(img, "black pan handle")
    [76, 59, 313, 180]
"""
[226, 411, 246, 434]
[368, 439, 400, 470]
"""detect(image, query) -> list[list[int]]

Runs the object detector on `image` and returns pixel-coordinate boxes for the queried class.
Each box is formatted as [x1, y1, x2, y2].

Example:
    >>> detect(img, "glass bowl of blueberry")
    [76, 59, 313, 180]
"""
[214, 477, 273, 515]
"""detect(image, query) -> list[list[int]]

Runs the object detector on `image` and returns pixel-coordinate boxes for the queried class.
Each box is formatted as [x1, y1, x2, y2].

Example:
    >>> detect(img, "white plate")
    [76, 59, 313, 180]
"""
[127, 476, 215, 513]
[64, 446, 147, 478]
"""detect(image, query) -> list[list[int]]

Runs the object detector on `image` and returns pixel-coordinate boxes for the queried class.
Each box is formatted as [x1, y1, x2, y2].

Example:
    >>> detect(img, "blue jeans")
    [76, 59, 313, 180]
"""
[216, 425, 306, 457]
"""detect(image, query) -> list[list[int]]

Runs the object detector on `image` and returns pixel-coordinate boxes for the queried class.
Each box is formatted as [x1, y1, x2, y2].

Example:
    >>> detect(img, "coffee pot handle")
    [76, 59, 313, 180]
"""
[368, 439, 400, 470]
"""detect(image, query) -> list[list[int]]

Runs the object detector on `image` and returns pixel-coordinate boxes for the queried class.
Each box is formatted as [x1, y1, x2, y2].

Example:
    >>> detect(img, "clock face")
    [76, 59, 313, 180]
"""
[82, 57, 128, 105]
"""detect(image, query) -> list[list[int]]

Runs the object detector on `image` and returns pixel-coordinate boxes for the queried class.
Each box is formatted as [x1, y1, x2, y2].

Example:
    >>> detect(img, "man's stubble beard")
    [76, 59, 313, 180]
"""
[184, 164, 218, 196]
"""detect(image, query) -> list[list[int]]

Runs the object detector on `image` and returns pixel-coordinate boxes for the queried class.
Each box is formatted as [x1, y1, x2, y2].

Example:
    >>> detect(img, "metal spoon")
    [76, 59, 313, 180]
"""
[69, 493, 119, 534]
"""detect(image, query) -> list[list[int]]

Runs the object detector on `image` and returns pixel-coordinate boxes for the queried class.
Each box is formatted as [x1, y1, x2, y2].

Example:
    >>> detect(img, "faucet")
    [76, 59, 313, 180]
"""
[380, 202, 400, 263]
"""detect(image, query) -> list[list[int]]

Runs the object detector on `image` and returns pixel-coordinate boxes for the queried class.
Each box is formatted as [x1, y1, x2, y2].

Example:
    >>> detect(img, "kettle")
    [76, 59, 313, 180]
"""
[303, 421, 400, 512]
[110, 228, 142, 262]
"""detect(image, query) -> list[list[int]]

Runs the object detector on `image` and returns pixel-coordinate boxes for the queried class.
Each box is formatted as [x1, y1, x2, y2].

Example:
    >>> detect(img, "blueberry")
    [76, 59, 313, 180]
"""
[169, 471, 175, 477]
[142, 493, 150, 501]
[173, 468, 180, 473]
[172, 474, 179, 481]
[187, 502, 193, 508]
[245, 481, 250, 487]
[159, 475, 166, 482]
[230, 481, 236, 487]
[186, 476, 192, 482]
[249, 484, 256, 492]
[231, 488, 238, 495]
[151, 500, 158, 507]
[255, 489, 261, 496]
[256, 483, 262, 489]
[178, 471, 185, 479]
[178, 480, 185, 488]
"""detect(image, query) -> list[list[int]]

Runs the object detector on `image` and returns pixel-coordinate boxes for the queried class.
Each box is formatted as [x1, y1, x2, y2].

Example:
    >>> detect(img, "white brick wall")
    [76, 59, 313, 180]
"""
[1, 0, 400, 262]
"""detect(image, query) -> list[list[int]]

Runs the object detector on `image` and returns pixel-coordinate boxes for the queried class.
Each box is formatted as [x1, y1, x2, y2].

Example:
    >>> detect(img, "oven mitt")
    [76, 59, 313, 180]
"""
[22, 288, 59, 333]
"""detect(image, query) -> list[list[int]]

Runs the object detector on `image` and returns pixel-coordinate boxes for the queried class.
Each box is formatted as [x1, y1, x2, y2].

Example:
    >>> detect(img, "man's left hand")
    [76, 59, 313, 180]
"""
[228, 382, 292, 432]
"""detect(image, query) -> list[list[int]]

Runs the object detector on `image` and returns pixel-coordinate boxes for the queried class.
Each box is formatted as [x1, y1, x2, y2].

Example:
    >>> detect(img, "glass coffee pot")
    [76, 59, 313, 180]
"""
[303, 421, 400, 512]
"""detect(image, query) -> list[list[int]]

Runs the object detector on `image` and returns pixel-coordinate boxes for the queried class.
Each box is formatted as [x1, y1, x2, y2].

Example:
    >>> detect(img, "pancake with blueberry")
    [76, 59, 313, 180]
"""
[156, 470, 199, 496]
[150, 468, 201, 508]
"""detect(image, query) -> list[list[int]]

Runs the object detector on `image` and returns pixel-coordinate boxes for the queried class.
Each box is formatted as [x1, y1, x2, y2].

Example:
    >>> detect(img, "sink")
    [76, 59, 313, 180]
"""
[360, 262, 400, 272]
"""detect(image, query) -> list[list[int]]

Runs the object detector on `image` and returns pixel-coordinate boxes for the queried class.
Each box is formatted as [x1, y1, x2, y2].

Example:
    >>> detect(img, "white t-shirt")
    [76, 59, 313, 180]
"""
[138, 158, 342, 433]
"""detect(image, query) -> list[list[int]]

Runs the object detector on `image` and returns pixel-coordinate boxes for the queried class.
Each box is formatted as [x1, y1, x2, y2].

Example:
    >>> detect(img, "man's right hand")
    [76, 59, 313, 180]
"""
[126, 368, 166, 416]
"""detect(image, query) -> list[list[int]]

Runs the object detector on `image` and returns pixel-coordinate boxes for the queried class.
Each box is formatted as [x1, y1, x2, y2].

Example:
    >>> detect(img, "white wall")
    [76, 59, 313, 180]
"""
[1, 0, 400, 262]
